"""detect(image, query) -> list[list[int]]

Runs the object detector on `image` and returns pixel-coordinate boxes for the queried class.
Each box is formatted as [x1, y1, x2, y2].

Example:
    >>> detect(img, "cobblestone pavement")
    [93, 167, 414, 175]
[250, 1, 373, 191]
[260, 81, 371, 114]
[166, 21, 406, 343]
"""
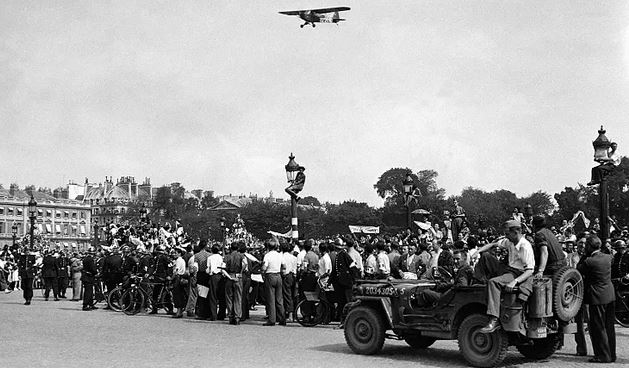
[1, 289, 627, 368]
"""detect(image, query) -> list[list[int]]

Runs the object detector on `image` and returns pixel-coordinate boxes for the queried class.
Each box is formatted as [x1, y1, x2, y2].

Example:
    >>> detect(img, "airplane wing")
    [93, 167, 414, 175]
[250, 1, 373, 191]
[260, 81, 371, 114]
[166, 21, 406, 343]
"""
[279, 7, 350, 16]
[310, 6, 350, 14]
[278, 10, 303, 16]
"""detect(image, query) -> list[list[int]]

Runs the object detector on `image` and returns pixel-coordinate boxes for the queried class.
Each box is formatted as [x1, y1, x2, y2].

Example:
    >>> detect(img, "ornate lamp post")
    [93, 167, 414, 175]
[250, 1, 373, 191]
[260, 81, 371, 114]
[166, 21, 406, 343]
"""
[93, 224, 99, 246]
[27, 195, 37, 251]
[220, 216, 227, 252]
[285, 153, 303, 243]
[11, 222, 18, 251]
[403, 172, 414, 230]
[592, 126, 614, 245]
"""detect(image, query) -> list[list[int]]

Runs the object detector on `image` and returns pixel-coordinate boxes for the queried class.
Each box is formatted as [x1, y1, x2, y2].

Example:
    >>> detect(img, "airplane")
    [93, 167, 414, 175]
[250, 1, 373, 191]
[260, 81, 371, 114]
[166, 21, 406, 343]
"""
[279, 7, 350, 28]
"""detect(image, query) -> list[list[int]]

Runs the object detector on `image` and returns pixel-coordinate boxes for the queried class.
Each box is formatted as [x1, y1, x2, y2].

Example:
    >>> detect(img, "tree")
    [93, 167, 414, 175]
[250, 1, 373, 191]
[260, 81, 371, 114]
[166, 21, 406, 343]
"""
[300, 196, 321, 206]
[374, 167, 415, 206]
[324, 201, 381, 236]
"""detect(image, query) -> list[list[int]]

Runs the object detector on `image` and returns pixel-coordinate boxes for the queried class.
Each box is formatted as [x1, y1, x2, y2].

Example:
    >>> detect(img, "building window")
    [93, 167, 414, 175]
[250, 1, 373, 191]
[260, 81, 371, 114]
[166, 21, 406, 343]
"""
[0, 208, 4, 215]
[17, 208, 23, 216]
[0, 222, 4, 234]
[80, 211, 86, 219]
[55, 224, 61, 234]
[46, 210, 52, 217]
[8, 208, 14, 216]
[37, 209, 43, 217]
[55, 211, 61, 219]
[71, 225, 77, 236]
[45, 224, 52, 234]
[64, 211, 69, 219]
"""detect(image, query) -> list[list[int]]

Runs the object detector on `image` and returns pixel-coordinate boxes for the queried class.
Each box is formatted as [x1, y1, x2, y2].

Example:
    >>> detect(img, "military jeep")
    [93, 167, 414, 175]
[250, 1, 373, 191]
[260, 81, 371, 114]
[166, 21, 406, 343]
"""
[342, 267, 583, 367]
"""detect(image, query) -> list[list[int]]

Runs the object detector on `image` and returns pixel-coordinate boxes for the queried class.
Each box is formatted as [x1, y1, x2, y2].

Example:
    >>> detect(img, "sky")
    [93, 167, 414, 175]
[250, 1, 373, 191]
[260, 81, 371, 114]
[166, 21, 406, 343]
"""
[2, 1, 629, 207]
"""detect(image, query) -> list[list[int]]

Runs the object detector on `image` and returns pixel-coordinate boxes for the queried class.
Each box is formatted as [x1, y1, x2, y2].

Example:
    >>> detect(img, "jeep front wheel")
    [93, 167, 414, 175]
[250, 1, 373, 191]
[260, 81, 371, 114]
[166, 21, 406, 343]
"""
[344, 306, 385, 355]
[404, 335, 436, 349]
[458, 314, 509, 368]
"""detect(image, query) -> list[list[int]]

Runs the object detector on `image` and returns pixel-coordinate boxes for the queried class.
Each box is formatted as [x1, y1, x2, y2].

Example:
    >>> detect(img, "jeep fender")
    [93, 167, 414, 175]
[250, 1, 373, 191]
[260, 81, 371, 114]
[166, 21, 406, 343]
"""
[348, 297, 393, 329]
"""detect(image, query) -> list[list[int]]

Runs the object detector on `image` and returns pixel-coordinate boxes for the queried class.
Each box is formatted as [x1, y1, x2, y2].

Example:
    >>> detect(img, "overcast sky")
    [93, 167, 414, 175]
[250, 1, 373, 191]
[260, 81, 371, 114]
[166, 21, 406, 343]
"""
[2, 1, 629, 206]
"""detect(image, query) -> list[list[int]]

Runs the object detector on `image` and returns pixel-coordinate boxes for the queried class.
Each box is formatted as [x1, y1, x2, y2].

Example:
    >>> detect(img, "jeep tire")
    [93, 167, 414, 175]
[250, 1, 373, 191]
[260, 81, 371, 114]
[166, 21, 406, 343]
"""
[516, 334, 562, 360]
[404, 335, 436, 349]
[552, 266, 583, 322]
[458, 314, 509, 368]
[344, 306, 386, 355]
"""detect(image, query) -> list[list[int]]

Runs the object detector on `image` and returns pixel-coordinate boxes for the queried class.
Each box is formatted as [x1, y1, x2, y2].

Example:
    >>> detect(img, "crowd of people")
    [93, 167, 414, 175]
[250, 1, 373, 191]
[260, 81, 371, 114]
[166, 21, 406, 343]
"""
[2, 208, 629, 363]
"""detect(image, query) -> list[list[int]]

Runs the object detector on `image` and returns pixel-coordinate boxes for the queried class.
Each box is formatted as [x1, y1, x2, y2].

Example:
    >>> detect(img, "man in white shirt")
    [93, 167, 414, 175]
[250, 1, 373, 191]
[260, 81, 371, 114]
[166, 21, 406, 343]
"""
[206, 244, 223, 321]
[375, 242, 390, 279]
[475, 220, 535, 333]
[281, 242, 298, 321]
[262, 239, 285, 326]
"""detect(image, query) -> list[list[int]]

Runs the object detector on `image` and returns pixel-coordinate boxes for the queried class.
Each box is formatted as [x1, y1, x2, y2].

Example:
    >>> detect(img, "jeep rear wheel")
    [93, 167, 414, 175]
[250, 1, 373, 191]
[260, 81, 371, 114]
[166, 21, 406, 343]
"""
[458, 314, 509, 368]
[516, 334, 561, 360]
[404, 335, 436, 349]
[344, 306, 385, 355]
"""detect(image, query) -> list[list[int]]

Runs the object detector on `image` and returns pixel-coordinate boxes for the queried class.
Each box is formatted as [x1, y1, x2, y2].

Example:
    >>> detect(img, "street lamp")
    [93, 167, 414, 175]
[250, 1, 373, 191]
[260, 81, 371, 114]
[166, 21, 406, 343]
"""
[11, 222, 18, 251]
[403, 172, 414, 230]
[285, 153, 303, 243]
[592, 126, 613, 245]
[28, 195, 37, 251]
[93, 224, 99, 246]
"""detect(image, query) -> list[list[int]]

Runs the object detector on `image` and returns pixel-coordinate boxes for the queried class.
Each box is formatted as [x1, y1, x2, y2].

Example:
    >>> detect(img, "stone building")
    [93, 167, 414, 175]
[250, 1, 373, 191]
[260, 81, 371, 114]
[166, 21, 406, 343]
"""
[0, 184, 92, 250]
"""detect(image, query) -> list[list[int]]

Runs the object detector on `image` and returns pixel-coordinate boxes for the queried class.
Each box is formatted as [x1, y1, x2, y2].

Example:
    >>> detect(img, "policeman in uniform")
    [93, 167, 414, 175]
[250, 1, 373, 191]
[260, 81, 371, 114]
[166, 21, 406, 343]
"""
[56, 250, 70, 298]
[82, 247, 98, 311]
[17, 247, 37, 305]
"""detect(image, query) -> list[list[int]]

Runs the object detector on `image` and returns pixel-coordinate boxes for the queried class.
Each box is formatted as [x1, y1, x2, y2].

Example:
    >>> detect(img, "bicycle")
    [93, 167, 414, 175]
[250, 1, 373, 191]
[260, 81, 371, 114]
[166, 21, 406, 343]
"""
[120, 275, 173, 316]
[106, 283, 125, 312]
[613, 277, 629, 327]
[295, 278, 334, 327]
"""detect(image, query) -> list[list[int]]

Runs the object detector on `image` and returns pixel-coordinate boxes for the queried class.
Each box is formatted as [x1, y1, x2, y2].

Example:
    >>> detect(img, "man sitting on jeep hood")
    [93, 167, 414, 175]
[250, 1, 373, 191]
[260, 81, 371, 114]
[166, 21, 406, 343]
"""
[474, 220, 535, 333]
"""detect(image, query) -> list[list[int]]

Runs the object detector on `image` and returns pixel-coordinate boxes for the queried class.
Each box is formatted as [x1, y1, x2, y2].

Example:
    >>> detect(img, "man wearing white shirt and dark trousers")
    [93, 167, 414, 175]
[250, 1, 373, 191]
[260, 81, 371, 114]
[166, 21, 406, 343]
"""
[262, 239, 285, 326]
[206, 245, 224, 321]
[475, 220, 535, 333]
[281, 242, 298, 322]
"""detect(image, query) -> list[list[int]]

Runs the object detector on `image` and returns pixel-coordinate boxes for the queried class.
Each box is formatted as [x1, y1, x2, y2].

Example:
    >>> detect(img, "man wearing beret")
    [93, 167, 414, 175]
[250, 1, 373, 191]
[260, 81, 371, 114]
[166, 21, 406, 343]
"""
[474, 220, 535, 333]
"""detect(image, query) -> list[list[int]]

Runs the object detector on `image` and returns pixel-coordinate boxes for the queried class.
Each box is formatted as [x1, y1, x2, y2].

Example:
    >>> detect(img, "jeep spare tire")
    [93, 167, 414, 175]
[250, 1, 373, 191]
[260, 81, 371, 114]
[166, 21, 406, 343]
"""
[344, 306, 386, 355]
[552, 266, 583, 322]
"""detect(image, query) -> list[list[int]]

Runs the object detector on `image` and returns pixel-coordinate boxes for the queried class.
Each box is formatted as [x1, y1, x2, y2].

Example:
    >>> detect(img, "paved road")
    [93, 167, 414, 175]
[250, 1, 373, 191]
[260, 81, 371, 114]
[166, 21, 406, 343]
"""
[1, 289, 627, 368]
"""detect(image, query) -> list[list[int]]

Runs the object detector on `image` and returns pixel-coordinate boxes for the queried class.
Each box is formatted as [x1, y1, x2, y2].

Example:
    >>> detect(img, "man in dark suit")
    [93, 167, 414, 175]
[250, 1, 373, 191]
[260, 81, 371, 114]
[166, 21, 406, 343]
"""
[577, 235, 616, 363]
[41, 250, 59, 301]
[397, 246, 425, 279]
[330, 241, 358, 322]
[81, 248, 98, 311]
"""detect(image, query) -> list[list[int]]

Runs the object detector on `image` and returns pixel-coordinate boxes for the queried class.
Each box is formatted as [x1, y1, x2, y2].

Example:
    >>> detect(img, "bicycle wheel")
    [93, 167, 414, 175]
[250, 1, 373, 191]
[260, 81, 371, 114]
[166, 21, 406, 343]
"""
[107, 286, 124, 312]
[615, 291, 629, 327]
[121, 288, 144, 316]
[295, 299, 330, 327]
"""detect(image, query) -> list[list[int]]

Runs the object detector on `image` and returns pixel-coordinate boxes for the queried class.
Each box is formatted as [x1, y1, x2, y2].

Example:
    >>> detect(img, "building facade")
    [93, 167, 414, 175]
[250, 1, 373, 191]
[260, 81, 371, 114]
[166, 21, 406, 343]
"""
[0, 184, 92, 250]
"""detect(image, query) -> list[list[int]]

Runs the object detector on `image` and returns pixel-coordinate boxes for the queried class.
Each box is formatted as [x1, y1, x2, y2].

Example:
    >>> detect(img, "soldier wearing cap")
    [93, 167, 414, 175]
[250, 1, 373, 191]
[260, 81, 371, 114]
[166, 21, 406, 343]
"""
[475, 220, 535, 333]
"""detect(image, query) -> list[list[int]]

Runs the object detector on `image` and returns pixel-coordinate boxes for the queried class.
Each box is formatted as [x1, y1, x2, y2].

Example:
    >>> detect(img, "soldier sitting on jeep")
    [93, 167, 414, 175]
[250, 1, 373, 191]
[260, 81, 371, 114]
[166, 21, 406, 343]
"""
[473, 220, 535, 333]
[415, 249, 474, 307]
